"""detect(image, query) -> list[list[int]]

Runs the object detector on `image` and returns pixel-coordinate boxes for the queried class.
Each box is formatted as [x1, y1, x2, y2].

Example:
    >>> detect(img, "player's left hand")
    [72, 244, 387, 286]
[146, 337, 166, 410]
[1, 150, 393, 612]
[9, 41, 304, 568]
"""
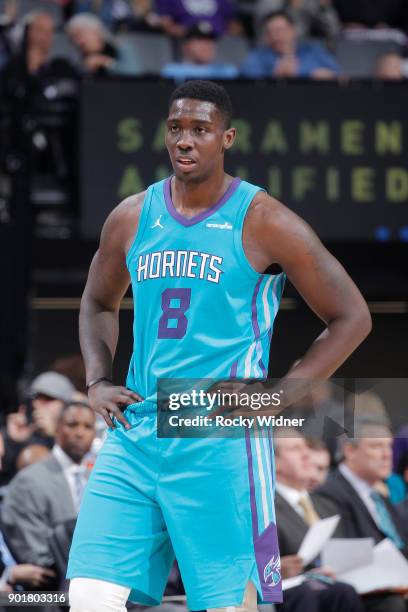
[87, 381, 143, 430]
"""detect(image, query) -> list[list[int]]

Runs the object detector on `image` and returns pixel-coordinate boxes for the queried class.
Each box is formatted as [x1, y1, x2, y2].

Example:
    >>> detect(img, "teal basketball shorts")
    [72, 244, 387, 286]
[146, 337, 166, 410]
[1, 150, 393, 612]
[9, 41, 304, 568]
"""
[66, 404, 282, 610]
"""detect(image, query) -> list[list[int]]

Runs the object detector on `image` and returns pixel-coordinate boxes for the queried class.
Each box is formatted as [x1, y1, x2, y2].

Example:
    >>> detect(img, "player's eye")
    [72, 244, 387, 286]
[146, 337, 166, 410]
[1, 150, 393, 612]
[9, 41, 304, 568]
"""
[169, 125, 179, 133]
[195, 127, 206, 134]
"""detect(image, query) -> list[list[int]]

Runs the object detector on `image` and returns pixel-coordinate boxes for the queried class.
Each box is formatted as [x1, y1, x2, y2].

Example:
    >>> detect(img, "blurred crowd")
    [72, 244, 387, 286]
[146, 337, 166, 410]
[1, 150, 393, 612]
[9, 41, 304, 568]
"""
[0, 366, 407, 612]
[0, 0, 408, 84]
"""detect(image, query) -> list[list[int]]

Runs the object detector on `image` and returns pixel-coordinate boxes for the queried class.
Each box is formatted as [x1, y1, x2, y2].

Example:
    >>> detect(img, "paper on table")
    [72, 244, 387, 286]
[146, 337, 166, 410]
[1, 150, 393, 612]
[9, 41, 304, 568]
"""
[337, 539, 408, 594]
[298, 515, 340, 566]
[322, 538, 374, 574]
[282, 575, 305, 591]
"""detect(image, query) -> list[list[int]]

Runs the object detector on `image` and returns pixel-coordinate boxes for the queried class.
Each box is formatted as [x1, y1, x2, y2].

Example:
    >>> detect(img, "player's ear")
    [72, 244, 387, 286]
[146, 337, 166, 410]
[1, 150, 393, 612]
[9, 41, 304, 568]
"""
[223, 127, 236, 151]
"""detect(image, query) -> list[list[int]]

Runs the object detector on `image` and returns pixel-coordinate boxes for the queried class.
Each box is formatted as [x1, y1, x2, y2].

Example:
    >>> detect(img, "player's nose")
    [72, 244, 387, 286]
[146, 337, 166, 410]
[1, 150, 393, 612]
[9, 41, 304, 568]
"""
[176, 130, 194, 150]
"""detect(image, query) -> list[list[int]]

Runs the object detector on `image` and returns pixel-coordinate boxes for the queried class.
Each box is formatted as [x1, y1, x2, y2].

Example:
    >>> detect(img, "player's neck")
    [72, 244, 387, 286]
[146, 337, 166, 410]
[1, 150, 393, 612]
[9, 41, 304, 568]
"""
[172, 170, 232, 213]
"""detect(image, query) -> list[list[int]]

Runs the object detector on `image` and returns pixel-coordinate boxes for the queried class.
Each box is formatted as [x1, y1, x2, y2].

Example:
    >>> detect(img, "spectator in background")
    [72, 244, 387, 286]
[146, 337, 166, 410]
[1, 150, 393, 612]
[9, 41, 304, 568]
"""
[376, 53, 407, 80]
[240, 11, 340, 78]
[3, 11, 55, 84]
[306, 438, 331, 490]
[66, 13, 141, 75]
[1, 11, 77, 110]
[69, 0, 160, 32]
[318, 422, 408, 556]
[0, 372, 74, 488]
[156, 0, 240, 38]
[273, 429, 364, 612]
[1, 398, 96, 583]
[255, 0, 341, 41]
[161, 23, 238, 81]
[16, 445, 50, 471]
[333, 0, 408, 33]
[27, 372, 75, 446]
[350, 390, 390, 426]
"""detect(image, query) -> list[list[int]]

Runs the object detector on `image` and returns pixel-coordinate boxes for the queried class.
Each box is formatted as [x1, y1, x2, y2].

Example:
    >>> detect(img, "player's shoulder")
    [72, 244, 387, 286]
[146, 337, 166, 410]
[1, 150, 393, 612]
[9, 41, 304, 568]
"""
[245, 189, 316, 254]
[108, 191, 146, 225]
[247, 189, 296, 231]
[101, 191, 146, 238]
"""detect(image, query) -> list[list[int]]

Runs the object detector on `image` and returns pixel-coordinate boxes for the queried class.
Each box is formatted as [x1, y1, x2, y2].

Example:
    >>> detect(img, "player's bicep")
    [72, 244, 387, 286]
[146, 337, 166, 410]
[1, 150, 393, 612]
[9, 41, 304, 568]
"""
[283, 232, 361, 324]
[82, 210, 131, 311]
[84, 249, 130, 311]
[264, 205, 367, 324]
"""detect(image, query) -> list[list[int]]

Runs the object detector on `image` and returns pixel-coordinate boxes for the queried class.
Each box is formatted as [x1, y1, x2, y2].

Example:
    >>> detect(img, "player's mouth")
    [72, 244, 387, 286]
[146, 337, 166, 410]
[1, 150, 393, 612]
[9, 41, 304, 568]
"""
[176, 157, 197, 168]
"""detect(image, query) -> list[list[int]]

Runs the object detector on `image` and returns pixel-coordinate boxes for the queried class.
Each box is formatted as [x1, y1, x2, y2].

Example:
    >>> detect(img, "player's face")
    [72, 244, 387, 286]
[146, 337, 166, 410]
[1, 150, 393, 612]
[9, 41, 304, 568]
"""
[166, 98, 235, 183]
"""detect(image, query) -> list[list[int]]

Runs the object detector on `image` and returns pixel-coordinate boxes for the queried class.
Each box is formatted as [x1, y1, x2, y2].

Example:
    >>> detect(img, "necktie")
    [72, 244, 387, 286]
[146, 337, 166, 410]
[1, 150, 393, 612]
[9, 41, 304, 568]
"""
[298, 495, 320, 526]
[73, 469, 86, 511]
[370, 490, 405, 550]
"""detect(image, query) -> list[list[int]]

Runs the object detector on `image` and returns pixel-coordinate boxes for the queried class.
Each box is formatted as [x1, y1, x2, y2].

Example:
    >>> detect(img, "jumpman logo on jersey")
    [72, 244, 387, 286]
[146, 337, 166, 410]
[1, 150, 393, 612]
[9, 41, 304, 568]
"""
[151, 215, 164, 229]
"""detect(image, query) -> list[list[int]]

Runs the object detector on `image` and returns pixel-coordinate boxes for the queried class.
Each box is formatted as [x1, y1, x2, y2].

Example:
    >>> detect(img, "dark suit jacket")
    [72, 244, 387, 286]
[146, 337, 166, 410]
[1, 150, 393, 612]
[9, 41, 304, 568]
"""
[1, 453, 77, 568]
[275, 490, 345, 561]
[317, 468, 408, 559]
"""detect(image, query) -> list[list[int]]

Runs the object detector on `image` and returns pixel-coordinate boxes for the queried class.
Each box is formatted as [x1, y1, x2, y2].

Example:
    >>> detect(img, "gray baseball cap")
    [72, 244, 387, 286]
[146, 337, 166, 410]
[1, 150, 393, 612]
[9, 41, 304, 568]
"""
[29, 372, 75, 402]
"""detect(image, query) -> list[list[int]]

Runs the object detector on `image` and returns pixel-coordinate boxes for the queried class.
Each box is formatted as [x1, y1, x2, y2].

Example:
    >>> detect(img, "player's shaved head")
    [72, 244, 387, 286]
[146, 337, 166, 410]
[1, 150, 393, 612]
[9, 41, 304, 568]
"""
[169, 80, 233, 129]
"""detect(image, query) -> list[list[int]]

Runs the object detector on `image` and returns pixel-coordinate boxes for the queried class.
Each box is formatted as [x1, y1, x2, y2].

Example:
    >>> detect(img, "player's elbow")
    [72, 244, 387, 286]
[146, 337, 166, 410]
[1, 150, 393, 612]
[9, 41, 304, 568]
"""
[352, 301, 372, 342]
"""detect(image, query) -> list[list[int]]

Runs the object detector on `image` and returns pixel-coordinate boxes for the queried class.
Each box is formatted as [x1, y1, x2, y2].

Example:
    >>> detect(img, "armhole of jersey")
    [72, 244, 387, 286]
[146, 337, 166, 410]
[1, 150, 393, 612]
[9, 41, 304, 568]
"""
[125, 185, 154, 269]
[233, 185, 266, 280]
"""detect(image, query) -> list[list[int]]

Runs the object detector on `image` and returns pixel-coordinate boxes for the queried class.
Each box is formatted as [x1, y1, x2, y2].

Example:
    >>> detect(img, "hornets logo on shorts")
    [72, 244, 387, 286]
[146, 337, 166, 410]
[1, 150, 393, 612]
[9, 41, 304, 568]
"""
[264, 555, 281, 586]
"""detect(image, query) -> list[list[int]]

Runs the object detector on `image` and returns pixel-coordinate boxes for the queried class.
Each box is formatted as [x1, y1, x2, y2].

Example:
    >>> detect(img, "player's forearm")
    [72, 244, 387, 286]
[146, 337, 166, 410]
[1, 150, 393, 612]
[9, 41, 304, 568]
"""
[274, 310, 371, 411]
[79, 295, 120, 382]
[287, 308, 372, 382]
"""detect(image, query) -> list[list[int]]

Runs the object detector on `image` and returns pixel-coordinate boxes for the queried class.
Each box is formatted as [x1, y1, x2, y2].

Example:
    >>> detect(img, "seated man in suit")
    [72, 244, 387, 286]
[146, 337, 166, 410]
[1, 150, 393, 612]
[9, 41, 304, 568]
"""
[317, 421, 408, 612]
[274, 428, 364, 612]
[1, 398, 96, 588]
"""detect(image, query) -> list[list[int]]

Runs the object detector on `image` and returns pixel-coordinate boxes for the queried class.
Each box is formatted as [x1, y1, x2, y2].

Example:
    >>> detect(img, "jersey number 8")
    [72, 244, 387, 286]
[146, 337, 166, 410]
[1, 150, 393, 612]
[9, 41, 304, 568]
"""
[158, 288, 191, 339]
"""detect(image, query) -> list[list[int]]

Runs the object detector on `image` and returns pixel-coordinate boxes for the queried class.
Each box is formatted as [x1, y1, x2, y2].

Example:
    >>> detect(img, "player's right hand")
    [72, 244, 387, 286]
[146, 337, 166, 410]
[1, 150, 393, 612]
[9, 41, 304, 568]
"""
[87, 382, 143, 430]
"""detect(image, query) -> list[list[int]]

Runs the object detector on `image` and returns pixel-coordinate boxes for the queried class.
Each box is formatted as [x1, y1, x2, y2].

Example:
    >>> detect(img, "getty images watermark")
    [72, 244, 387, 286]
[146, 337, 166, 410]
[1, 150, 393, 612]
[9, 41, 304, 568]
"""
[157, 378, 320, 438]
[156, 378, 407, 439]
[165, 387, 305, 429]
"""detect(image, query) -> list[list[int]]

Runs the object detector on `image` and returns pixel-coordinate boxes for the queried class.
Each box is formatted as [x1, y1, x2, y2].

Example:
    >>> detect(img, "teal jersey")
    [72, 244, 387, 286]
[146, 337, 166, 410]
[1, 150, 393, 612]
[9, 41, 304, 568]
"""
[125, 176, 285, 403]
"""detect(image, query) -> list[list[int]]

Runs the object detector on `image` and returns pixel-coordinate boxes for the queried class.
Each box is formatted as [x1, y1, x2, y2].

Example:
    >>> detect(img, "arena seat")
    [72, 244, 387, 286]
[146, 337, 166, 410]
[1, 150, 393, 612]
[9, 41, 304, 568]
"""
[11, 0, 64, 26]
[50, 32, 82, 65]
[335, 38, 402, 77]
[216, 35, 250, 66]
[116, 33, 174, 75]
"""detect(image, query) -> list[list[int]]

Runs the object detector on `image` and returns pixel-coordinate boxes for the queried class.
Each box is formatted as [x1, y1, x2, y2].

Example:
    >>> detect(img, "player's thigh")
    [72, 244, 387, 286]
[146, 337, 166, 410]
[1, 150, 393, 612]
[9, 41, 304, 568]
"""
[68, 418, 173, 585]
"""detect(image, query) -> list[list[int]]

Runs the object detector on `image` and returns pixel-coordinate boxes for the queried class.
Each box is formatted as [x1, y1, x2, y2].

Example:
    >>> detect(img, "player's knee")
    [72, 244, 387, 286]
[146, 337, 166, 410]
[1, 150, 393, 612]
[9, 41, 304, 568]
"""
[69, 577, 129, 612]
[208, 581, 258, 612]
[69, 578, 98, 612]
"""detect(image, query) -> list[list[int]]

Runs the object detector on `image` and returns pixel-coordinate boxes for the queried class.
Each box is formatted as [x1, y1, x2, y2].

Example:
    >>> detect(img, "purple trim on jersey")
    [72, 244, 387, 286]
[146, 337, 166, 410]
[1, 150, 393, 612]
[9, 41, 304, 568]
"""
[251, 277, 267, 378]
[163, 176, 241, 227]
[267, 428, 274, 470]
[245, 429, 282, 602]
[245, 429, 259, 540]
[254, 521, 283, 602]
[230, 360, 238, 378]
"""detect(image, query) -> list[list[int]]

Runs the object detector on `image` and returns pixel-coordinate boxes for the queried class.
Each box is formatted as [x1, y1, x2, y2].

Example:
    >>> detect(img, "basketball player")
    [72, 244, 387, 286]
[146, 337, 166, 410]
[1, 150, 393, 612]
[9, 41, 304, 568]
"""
[67, 81, 371, 612]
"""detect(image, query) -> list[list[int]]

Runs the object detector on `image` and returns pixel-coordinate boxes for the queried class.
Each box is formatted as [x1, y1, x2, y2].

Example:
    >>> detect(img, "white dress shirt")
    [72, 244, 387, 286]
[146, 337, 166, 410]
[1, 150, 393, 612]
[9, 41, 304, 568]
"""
[339, 462, 379, 524]
[276, 481, 313, 521]
[52, 445, 88, 512]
